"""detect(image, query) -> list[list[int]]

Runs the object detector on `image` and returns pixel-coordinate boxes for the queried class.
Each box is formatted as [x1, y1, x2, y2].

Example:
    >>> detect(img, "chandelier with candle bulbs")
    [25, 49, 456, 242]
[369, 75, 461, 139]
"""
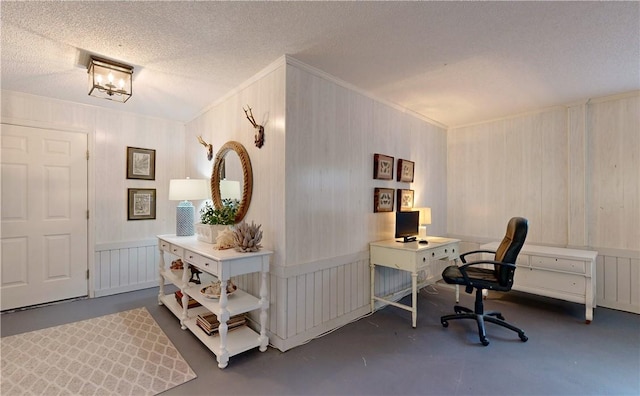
[87, 56, 133, 103]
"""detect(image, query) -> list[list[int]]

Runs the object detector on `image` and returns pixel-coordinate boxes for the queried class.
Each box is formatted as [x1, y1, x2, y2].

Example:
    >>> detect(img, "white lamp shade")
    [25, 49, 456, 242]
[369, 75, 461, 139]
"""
[220, 180, 241, 201]
[169, 179, 209, 201]
[418, 207, 432, 226]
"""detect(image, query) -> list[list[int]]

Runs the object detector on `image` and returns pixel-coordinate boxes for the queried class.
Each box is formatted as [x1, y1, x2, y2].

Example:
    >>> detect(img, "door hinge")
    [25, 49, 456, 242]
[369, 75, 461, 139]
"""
[86, 150, 90, 160]
[86, 210, 90, 219]
[86, 269, 90, 279]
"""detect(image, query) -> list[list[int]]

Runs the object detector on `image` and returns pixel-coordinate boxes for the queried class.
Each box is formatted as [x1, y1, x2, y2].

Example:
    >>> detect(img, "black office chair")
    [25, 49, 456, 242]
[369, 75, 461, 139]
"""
[440, 217, 529, 346]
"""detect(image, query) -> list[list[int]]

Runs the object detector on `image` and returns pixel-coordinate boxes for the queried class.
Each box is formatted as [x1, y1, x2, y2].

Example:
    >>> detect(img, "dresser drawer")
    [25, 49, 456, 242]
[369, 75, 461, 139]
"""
[516, 268, 586, 295]
[530, 255, 585, 274]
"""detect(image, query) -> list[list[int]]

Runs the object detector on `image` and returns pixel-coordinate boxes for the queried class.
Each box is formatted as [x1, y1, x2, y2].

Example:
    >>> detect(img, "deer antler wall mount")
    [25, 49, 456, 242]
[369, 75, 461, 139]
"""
[243, 105, 265, 148]
[197, 135, 213, 161]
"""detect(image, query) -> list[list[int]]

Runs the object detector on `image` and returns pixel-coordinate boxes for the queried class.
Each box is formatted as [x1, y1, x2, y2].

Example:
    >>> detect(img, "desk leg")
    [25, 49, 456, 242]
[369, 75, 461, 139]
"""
[370, 262, 375, 313]
[411, 272, 418, 328]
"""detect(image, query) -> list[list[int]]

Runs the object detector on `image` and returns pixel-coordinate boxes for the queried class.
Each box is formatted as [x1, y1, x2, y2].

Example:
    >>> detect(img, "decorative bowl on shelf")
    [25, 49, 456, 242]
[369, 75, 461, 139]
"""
[199, 280, 237, 299]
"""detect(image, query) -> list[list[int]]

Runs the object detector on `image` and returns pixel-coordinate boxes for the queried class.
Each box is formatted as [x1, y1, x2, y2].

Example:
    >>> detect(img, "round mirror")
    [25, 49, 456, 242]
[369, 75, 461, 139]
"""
[211, 141, 253, 223]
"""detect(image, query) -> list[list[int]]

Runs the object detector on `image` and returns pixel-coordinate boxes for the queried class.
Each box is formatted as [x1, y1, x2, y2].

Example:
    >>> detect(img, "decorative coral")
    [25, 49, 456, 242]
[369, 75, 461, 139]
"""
[233, 221, 263, 252]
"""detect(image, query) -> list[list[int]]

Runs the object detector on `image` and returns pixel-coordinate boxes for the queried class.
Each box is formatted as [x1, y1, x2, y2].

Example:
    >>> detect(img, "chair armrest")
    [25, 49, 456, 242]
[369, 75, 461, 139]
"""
[459, 249, 495, 264]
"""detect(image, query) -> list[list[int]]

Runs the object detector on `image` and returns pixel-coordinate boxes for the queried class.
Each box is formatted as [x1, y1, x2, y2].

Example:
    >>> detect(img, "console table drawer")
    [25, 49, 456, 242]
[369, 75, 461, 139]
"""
[530, 255, 585, 274]
[159, 239, 171, 252]
[183, 250, 220, 274]
[169, 244, 184, 257]
[517, 269, 586, 295]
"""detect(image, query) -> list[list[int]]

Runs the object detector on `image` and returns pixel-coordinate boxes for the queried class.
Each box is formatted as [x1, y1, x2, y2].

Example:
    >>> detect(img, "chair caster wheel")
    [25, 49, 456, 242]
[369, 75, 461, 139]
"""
[480, 337, 490, 346]
[441, 320, 448, 328]
[519, 334, 528, 342]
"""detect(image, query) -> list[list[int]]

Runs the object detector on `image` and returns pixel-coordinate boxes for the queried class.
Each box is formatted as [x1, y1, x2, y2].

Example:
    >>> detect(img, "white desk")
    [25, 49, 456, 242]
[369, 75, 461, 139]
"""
[157, 235, 272, 368]
[370, 236, 460, 327]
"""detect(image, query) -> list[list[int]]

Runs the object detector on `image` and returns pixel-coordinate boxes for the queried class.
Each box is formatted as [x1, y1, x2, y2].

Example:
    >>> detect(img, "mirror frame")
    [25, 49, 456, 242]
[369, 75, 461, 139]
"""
[211, 141, 253, 223]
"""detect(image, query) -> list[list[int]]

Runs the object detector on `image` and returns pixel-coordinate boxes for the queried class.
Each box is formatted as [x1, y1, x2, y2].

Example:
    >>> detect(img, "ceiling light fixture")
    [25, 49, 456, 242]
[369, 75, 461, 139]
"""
[87, 56, 133, 103]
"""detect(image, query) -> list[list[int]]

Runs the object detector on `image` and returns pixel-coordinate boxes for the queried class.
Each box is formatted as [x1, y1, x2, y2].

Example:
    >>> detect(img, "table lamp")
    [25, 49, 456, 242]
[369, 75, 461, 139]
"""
[169, 178, 209, 236]
[417, 207, 432, 238]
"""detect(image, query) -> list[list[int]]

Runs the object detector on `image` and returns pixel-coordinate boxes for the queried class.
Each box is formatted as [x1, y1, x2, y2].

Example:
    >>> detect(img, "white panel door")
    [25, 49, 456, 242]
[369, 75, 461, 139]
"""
[1, 124, 88, 310]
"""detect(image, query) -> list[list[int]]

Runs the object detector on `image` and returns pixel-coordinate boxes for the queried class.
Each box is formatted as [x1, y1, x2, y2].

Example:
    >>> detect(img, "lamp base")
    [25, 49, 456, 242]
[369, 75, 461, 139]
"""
[176, 201, 195, 236]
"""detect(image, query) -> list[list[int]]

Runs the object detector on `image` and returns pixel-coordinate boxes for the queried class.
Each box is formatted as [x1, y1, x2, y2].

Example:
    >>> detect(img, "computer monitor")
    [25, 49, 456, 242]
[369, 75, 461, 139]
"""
[395, 211, 419, 242]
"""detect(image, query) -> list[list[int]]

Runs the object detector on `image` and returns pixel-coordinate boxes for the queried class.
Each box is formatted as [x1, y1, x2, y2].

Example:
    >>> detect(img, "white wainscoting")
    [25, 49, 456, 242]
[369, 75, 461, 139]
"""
[94, 239, 161, 297]
[596, 250, 640, 314]
[234, 251, 371, 352]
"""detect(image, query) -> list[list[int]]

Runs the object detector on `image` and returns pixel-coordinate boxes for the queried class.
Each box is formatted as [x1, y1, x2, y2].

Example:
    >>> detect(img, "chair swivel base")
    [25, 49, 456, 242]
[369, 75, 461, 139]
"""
[440, 293, 528, 346]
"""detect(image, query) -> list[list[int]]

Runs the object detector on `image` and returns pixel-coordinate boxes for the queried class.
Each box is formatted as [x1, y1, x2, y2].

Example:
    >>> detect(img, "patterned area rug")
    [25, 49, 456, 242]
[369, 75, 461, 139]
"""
[0, 307, 196, 395]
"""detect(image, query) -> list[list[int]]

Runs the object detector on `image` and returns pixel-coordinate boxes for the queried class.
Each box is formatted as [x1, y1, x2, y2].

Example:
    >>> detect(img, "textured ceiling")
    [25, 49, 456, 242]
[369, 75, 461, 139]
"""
[2, 1, 639, 127]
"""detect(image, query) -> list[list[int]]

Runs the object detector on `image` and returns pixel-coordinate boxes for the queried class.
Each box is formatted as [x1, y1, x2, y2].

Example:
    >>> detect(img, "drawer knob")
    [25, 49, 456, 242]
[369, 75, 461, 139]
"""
[423, 257, 426, 262]
[432, 252, 435, 257]
[445, 249, 448, 253]
[189, 255, 194, 259]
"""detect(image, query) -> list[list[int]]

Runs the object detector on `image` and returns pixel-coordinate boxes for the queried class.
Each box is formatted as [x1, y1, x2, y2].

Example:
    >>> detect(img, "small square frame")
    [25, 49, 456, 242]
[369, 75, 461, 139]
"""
[397, 159, 415, 182]
[373, 153, 394, 180]
[128, 188, 156, 220]
[397, 189, 414, 212]
[127, 146, 156, 180]
[374, 188, 395, 213]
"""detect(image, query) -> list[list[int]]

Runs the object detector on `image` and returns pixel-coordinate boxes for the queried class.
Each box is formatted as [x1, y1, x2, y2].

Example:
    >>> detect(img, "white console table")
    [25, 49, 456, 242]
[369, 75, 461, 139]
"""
[157, 234, 272, 368]
[370, 237, 460, 328]
[481, 241, 597, 323]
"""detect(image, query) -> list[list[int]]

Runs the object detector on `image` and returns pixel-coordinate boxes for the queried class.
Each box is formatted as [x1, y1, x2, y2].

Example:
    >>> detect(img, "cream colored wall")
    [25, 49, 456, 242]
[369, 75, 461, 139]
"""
[285, 61, 448, 265]
[447, 92, 639, 252]
[183, 61, 287, 259]
[1, 90, 185, 243]
[447, 107, 568, 244]
[587, 94, 640, 251]
[447, 91, 640, 313]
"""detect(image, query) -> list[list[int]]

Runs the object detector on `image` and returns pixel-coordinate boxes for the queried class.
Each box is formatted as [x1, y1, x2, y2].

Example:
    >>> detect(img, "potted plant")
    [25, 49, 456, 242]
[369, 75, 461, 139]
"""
[195, 199, 239, 243]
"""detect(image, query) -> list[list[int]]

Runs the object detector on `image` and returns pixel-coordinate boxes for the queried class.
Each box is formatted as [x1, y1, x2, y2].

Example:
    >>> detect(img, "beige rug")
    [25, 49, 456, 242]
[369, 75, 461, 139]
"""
[0, 307, 196, 395]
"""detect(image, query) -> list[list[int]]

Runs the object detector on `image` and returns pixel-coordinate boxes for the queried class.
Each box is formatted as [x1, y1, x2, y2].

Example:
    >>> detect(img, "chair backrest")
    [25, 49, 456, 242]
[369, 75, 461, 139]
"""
[493, 217, 529, 286]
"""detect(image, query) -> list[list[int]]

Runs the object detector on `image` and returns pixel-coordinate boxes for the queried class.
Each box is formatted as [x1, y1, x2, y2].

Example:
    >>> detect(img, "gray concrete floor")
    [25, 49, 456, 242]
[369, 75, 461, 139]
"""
[2, 285, 639, 395]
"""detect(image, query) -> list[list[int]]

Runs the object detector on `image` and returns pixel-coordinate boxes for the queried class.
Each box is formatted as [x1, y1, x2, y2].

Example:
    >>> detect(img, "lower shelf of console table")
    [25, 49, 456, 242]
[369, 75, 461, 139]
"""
[157, 234, 273, 369]
[160, 294, 264, 358]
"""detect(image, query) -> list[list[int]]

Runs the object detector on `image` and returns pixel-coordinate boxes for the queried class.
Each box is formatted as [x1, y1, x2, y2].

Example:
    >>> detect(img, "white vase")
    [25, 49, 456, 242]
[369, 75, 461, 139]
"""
[195, 223, 228, 244]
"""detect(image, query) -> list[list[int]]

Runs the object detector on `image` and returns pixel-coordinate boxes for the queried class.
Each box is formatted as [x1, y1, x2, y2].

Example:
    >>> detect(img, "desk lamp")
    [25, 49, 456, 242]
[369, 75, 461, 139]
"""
[417, 207, 432, 238]
[169, 178, 209, 236]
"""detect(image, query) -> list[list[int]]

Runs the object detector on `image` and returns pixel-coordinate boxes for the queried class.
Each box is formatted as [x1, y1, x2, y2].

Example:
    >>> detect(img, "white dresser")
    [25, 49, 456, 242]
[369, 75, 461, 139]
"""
[481, 242, 597, 323]
[157, 234, 272, 368]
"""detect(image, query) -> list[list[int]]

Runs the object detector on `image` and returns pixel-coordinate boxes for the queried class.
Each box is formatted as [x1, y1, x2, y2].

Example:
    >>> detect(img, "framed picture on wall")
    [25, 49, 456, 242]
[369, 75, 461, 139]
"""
[373, 153, 394, 180]
[127, 146, 156, 180]
[397, 158, 415, 182]
[128, 188, 156, 220]
[374, 188, 395, 213]
[397, 189, 414, 212]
